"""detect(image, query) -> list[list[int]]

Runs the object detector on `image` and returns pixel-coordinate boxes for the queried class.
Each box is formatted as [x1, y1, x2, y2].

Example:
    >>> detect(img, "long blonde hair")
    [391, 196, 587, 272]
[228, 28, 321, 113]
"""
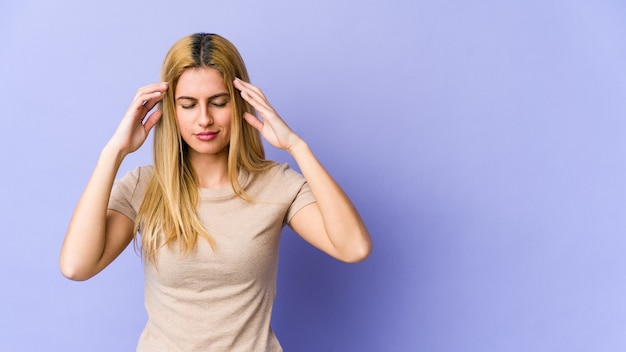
[136, 33, 272, 264]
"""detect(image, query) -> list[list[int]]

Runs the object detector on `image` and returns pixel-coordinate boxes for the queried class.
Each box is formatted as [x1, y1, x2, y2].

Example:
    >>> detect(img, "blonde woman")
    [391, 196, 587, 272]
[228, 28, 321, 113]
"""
[60, 33, 371, 351]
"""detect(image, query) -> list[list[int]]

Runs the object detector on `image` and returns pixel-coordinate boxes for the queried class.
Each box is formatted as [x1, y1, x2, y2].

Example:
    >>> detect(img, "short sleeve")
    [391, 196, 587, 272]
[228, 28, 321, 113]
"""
[281, 165, 316, 224]
[108, 166, 152, 222]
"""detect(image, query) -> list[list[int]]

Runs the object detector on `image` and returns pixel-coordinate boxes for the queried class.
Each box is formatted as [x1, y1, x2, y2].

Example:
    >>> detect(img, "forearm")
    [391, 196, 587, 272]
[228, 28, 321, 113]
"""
[289, 140, 372, 260]
[59, 143, 126, 280]
[233, 78, 371, 260]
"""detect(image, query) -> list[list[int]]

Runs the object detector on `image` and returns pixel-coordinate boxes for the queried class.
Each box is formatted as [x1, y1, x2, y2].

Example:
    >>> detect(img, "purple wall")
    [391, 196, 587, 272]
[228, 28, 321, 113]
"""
[1, 0, 625, 351]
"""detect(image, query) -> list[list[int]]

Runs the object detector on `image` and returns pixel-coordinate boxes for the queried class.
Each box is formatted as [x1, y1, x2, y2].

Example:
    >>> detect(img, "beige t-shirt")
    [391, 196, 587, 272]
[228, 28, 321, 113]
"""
[108, 163, 316, 352]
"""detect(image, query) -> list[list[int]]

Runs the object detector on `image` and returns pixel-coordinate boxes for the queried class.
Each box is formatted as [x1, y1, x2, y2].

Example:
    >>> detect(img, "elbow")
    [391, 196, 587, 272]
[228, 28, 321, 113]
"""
[59, 258, 95, 282]
[339, 237, 373, 264]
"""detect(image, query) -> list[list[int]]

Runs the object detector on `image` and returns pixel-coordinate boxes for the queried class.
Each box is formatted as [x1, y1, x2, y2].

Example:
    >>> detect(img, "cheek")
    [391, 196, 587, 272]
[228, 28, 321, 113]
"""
[219, 108, 233, 121]
[174, 110, 191, 130]
[226, 117, 234, 138]
[219, 110, 233, 129]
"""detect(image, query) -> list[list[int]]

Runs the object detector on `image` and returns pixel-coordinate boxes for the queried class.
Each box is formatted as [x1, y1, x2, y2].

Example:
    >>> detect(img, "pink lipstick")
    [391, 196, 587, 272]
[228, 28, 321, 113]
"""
[195, 131, 218, 141]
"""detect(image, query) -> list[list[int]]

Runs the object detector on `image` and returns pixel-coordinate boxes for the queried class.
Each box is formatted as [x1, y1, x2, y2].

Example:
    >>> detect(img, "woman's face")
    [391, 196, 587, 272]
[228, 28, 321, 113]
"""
[174, 66, 232, 161]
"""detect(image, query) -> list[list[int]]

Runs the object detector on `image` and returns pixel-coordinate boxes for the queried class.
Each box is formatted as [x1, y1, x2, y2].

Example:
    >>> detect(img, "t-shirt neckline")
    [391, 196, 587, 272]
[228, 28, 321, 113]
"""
[198, 169, 251, 200]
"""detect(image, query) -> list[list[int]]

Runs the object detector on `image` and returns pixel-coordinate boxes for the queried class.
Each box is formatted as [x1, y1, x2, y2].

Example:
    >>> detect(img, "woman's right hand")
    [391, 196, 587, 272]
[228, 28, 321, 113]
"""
[108, 82, 168, 155]
[60, 82, 168, 281]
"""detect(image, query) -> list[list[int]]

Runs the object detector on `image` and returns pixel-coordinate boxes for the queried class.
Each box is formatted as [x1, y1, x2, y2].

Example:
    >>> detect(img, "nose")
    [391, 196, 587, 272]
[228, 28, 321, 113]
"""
[198, 105, 214, 126]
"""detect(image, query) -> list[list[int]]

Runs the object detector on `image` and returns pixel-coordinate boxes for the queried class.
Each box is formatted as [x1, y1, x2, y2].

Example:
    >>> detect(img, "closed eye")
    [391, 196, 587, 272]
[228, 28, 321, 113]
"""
[211, 101, 228, 108]
[176, 93, 229, 109]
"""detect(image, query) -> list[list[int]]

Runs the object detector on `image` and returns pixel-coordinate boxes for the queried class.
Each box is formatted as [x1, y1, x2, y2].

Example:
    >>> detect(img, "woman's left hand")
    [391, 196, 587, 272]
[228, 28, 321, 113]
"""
[234, 79, 371, 264]
[234, 78, 301, 152]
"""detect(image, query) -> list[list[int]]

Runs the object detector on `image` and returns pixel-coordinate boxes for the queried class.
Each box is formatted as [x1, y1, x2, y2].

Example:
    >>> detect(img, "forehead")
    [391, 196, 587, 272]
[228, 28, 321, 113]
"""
[176, 67, 226, 97]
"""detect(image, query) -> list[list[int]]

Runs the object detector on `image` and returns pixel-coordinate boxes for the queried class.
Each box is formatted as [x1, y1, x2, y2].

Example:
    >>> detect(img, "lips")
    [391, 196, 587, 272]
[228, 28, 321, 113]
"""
[195, 131, 218, 141]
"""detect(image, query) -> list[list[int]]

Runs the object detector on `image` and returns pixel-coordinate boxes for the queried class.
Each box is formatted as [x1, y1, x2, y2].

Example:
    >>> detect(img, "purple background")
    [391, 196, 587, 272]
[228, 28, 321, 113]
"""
[1, 0, 626, 351]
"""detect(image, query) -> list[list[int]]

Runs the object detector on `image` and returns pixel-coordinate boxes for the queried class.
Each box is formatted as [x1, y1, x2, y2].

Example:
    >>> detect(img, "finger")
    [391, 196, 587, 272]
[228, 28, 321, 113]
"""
[134, 83, 168, 106]
[142, 91, 164, 111]
[242, 112, 264, 131]
[233, 79, 283, 126]
[240, 90, 276, 121]
[141, 82, 169, 94]
[143, 109, 163, 132]
[243, 87, 269, 106]
[234, 79, 270, 107]
[240, 90, 268, 111]
[236, 79, 265, 97]
[233, 78, 260, 94]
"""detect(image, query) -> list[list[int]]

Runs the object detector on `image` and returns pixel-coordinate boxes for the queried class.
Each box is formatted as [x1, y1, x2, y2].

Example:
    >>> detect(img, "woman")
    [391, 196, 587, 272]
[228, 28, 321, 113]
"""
[60, 33, 371, 351]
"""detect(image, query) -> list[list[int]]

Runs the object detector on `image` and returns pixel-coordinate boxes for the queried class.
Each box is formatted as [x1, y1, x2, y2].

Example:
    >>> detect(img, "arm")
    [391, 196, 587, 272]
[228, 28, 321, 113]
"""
[233, 79, 372, 263]
[287, 141, 372, 263]
[59, 83, 168, 280]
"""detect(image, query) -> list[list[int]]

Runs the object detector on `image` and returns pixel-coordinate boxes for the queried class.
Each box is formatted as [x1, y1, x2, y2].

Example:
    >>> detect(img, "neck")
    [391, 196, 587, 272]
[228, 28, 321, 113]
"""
[188, 149, 230, 189]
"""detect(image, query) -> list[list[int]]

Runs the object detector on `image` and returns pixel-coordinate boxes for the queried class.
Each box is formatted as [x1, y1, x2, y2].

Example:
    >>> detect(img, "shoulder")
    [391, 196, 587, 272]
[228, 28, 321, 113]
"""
[256, 162, 304, 184]
[113, 165, 154, 197]
[109, 165, 154, 218]
[244, 162, 306, 197]
[117, 164, 153, 183]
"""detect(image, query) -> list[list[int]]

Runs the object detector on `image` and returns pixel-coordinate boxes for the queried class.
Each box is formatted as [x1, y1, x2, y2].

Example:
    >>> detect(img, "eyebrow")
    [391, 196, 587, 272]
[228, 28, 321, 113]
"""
[175, 93, 229, 101]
